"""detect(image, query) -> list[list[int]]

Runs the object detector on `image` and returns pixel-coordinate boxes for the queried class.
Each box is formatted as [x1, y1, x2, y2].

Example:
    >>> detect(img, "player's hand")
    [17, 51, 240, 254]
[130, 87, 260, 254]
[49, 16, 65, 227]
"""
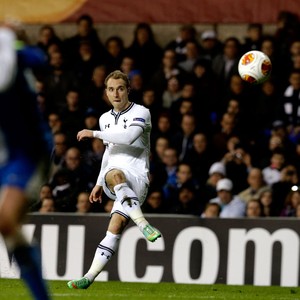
[77, 129, 93, 141]
[89, 185, 103, 203]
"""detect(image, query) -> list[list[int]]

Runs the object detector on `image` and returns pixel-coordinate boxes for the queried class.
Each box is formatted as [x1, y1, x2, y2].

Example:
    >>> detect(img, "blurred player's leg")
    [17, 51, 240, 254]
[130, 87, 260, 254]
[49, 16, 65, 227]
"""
[0, 187, 50, 300]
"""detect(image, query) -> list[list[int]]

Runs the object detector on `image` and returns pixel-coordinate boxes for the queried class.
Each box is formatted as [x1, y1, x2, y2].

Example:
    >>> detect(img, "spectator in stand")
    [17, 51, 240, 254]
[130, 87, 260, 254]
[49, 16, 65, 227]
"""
[288, 41, 300, 80]
[256, 122, 293, 169]
[280, 189, 300, 217]
[245, 199, 264, 217]
[75, 191, 93, 213]
[162, 75, 183, 109]
[60, 89, 85, 146]
[63, 14, 105, 67]
[35, 80, 47, 114]
[83, 65, 110, 114]
[178, 40, 201, 73]
[262, 148, 286, 186]
[73, 40, 103, 89]
[225, 98, 241, 119]
[128, 69, 144, 104]
[291, 52, 300, 71]
[165, 24, 197, 62]
[238, 168, 270, 203]
[169, 182, 200, 215]
[259, 189, 273, 217]
[274, 11, 300, 61]
[51, 168, 78, 212]
[278, 69, 300, 137]
[242, 23, 264, 52]
[141, 88, 161, 127]
[199, 162, 226, 210]
[30, 183, 53, 212]
[260, 36, 283, 86]
[294, 141, 300, 176]
[149, 48, 187, 99]
[211, 112, 240, 161]
[142, 187, 168, 214]
[39, 183, 53, 201]
[226, 135, 241, 153]
[46, 41, 63, 62]
[62, 146, 94, 192]
[253, 79, 279, 135]
[270, 164, 299, 216]
[39, 197, 56, 213]
[200, 202, 221, 218]
[170, 82, 206, 128]
[120, 55, 136, 76]
[221, 142, 253, 194]
[183, 132, 214, 186]
[43, 50, 78, 114]
[83, 107, 100, 130]
[171, 113, 197, 162]
[209, 178, 246, 218]
[151, 136, 170, 167]
[151, 112, 173, 145]
[223, 98, 250, 137]
[164, 162, 199, 204]
[190, 58, 218, 124]
[151, 147, 178, 199]
[126, 22, 162, 83]
[223, 75, 255, 135]
[82, 138, 105, 180]
[199, 29, 223, 61]
[270, 120, 296, 159]
[48, 131, 69, 182]
[104, 36, 125, 73]
[102, 198, 114, 214]
[296, 203, 300, 218]
[36, 24, 61, 57]
[211, 37, 241, 98]
[47, 111, 63, 134]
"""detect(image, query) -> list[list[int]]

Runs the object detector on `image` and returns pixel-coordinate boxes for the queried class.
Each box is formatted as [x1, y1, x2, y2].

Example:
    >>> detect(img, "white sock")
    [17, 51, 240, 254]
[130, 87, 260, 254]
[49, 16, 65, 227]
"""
[84, 231, 120, 282]
[113, 183, 148, 231]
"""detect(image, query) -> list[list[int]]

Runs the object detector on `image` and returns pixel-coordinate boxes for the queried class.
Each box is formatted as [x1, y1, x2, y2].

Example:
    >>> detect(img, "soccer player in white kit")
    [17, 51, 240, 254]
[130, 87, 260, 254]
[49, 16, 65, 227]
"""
[67, 70, 161, 289]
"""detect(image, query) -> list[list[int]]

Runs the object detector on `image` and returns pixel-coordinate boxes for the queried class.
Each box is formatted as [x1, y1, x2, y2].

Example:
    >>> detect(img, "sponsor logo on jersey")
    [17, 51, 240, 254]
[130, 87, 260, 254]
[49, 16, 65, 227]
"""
[133, 118, 145, 123]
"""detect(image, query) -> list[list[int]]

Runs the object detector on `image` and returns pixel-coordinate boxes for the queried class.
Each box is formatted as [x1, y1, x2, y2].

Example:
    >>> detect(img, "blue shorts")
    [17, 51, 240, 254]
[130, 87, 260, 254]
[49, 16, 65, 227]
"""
[0, 153, 36, 190]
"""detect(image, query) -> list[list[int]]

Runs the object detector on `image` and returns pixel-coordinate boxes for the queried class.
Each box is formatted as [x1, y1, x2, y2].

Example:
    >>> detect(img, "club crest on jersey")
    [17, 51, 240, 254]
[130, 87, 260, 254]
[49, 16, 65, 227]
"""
[133, 117, 145, 123]
[123, 118, 128, 129]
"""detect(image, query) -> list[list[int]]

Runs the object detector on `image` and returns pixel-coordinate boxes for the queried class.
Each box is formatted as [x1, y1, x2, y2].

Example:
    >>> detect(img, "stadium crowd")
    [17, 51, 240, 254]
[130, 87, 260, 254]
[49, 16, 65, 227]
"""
[28, 11, 300, 218]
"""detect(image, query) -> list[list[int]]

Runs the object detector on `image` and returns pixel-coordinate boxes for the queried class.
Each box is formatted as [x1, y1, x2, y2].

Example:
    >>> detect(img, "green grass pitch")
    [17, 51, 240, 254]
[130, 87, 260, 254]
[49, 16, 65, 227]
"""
[0, 279, 300, 300]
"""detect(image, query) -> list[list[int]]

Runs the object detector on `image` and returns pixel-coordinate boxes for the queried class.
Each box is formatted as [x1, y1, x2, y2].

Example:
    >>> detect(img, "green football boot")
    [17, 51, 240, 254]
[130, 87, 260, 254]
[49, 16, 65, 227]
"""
[67, 277, 91, 289]
[143, 224, 161, 242]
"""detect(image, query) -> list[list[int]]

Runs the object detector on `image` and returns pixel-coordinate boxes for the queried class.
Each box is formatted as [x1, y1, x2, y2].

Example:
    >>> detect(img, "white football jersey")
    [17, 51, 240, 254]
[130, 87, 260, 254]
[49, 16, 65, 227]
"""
[99, 102, 151, 184]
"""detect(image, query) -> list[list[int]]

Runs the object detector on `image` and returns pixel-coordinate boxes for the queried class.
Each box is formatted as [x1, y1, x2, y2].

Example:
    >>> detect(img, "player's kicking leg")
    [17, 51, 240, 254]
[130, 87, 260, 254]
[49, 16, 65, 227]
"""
[68, 170, 161, 290]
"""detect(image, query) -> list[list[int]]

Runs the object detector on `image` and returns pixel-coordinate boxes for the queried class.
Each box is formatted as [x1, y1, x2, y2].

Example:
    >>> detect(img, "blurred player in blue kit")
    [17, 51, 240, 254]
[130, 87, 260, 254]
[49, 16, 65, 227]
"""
[0, 26, 51, 299]
[68, 70, 161, 289]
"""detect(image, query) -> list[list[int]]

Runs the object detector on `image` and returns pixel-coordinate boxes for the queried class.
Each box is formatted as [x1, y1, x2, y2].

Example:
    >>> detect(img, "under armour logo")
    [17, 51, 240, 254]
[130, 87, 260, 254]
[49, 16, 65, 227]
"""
[101, 252, 110, 259]
[105, 124, 110, 129]
[123, 118, 128, 129]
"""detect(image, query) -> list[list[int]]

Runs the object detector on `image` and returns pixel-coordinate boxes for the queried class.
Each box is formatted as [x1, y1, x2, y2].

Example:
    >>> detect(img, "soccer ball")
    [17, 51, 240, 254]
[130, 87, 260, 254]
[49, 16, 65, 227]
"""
[238, 50, 272, 84]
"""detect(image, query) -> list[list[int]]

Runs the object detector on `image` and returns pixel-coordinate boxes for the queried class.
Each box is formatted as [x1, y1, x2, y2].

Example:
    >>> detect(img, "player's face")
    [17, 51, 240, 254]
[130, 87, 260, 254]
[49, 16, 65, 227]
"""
[106, 78, 130, 112]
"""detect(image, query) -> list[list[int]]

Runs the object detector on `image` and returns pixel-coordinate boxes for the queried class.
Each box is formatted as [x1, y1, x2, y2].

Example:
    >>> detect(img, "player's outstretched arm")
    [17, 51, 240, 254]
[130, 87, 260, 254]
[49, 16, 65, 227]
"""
[94, 126, 143, 145]
[77, 129, 93, 141]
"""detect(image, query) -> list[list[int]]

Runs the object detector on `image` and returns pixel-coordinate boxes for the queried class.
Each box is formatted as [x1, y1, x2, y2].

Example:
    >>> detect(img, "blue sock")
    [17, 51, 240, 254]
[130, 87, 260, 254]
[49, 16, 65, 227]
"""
[13, 244, 50, 300]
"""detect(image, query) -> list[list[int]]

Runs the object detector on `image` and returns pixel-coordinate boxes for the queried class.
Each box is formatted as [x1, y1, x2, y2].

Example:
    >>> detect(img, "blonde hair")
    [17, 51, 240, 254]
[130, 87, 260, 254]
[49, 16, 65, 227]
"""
[104, 70, 130, 89]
